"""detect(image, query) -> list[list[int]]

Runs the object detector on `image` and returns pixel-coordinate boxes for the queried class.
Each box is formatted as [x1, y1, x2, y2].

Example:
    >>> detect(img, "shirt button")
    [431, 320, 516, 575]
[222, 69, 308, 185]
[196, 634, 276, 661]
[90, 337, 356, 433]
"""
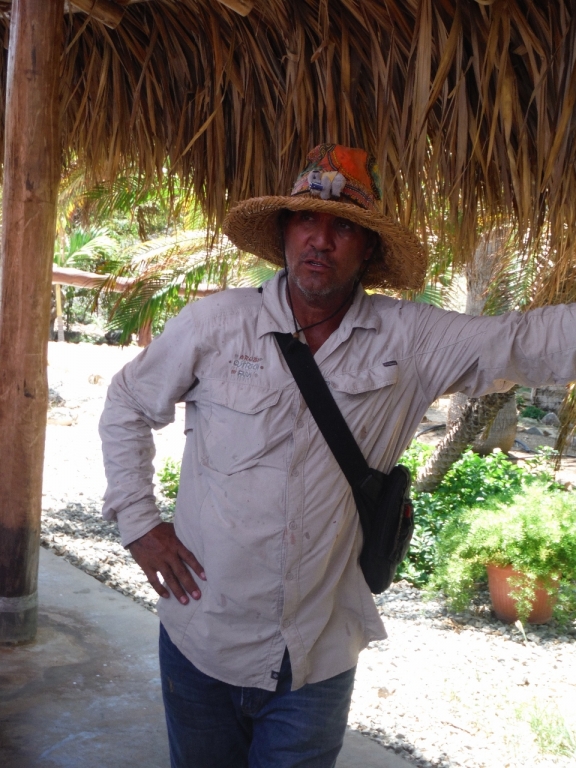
[296, 419, 304, 429]
[288, 521, 297, 531]
[286, 572, 295, 581]
[282, 618, 292, 628]
[291, 468, 299, 477]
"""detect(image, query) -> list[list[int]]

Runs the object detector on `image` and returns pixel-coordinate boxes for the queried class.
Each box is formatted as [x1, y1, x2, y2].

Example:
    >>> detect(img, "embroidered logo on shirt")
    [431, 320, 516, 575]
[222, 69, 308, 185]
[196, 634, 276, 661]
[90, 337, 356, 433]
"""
[229, 354, 265, 380]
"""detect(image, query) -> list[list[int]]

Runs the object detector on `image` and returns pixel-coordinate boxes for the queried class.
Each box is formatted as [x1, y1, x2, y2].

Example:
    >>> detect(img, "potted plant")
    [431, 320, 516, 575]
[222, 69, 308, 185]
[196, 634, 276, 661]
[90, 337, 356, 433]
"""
[429, 482, 576, 624]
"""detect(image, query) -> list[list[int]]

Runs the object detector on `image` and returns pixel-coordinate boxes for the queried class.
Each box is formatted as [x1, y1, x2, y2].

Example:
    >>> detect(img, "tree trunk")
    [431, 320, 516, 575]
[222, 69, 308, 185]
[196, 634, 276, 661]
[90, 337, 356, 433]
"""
[415, 391, 516, 493]
[0, 0, 64, 643]
[448, 391, 518, 455]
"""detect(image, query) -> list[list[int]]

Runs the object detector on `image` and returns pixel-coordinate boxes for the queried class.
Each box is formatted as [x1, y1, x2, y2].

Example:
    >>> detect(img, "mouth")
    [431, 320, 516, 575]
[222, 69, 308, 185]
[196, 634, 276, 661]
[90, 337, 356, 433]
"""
[302, 256, 331, 271]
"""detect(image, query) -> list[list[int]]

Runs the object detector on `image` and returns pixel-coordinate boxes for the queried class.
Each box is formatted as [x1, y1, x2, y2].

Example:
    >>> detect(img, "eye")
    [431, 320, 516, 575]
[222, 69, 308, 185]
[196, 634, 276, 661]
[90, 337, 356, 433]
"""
[297, 211, 316, 223]
[335, 217, 354, 231]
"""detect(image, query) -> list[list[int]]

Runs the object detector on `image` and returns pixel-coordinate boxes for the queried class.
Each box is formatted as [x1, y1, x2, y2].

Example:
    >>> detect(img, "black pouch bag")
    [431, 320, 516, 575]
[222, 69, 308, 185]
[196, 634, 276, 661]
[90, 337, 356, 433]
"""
[274, 332, 414, 594]
[352, 466, 414, 593]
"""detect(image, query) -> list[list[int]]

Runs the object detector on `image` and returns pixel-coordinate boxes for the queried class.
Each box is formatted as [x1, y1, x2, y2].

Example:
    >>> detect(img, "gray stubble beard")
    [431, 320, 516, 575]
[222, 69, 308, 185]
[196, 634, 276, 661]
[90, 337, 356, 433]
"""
[288, 251, 360, 303]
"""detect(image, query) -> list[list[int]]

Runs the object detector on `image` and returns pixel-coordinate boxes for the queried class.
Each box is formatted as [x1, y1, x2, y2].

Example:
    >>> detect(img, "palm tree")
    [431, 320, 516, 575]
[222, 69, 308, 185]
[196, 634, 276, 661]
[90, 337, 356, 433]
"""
[96, 230, 241, 345]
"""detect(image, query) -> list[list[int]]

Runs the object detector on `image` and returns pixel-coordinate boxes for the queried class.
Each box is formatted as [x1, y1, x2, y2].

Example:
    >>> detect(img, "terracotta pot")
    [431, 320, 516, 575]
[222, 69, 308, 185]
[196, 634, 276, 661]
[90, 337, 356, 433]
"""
[486, 564, 558, 624]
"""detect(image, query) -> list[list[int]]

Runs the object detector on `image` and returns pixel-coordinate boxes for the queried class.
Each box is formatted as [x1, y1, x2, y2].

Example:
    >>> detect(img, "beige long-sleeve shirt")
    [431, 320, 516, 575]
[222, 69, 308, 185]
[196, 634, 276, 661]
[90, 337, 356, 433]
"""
[99, 271, 576, 690]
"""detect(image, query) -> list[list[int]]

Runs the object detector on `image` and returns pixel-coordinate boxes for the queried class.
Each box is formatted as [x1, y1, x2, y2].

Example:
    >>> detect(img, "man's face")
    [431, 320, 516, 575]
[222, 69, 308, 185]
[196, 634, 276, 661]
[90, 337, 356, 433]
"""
[283, 210, 375, 302]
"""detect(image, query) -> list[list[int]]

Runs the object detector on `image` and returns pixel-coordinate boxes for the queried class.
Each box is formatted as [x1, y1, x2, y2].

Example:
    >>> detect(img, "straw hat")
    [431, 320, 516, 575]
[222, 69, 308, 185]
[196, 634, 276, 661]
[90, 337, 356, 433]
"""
[223, 144, 427, 291]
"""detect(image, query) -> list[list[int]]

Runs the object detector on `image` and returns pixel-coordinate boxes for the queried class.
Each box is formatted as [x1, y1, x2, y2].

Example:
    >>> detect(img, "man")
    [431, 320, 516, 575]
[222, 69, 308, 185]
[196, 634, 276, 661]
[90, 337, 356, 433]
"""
[99, 144, 576, 768]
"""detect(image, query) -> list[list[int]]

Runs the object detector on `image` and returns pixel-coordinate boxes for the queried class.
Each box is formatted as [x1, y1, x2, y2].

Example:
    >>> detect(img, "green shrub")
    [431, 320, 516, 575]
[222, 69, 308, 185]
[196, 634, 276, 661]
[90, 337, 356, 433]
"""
[521, 405, 547, 420]
[395, 445, 535, 586]
[427, 481, 576, 621]
[158, 457, 181, 499]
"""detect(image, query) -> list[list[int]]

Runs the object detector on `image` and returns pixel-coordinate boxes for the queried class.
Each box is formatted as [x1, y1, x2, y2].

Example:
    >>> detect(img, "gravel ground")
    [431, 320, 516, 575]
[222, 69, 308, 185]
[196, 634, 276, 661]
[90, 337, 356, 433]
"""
[42, 341, 576, 768]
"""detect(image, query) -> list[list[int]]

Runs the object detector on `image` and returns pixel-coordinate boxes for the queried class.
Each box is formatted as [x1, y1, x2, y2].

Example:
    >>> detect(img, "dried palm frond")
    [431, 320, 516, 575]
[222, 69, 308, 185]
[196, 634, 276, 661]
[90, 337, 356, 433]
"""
[0, 0, 574, 275]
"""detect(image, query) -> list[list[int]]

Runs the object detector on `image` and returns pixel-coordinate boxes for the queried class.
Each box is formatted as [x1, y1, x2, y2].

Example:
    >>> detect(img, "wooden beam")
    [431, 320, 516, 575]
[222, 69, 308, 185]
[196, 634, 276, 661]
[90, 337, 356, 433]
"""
[52, 265, 137, 291]
[51, 264, 218, 298]
[215, 0, 253, 17]
[69, 0, 125, 28]
[0, 0, 64, 644]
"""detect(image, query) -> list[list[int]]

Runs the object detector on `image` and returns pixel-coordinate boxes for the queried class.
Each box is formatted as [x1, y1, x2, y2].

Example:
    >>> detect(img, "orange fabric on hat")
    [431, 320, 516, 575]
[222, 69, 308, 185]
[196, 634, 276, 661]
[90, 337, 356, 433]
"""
[331, 145, 374, 191]
[291, 144, 382, 210]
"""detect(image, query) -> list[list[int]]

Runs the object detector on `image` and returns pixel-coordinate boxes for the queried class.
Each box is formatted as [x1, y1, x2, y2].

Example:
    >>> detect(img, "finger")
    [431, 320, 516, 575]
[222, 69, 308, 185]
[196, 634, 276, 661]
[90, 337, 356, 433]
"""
[162, 565, 201, 604]
[171, 559, 203, 599]
[145, 568, 171, 599]
[178, 546, 206, 580]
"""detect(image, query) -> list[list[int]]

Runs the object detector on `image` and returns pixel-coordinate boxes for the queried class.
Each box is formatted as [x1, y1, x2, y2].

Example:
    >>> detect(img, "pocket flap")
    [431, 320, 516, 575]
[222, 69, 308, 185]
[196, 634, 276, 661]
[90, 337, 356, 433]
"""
[329, 364, 398, 395]
[206, 379, 282, 413]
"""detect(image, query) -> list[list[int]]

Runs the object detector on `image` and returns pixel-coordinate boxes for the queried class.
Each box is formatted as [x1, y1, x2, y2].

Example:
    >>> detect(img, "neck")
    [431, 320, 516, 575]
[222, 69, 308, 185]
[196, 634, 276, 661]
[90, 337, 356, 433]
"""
[284, 273, 357, 352]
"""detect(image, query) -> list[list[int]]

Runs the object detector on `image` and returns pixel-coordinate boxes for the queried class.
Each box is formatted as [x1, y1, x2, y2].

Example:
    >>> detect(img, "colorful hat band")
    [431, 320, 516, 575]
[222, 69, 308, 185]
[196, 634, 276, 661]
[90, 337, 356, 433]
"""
[290, 143, 382, 211]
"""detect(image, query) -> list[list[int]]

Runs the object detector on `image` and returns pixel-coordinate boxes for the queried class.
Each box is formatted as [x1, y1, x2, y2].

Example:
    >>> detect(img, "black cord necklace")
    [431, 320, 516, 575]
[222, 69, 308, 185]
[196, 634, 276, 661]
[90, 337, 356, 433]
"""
[282, 242, 370, 339]
[284, 273, 359, 339]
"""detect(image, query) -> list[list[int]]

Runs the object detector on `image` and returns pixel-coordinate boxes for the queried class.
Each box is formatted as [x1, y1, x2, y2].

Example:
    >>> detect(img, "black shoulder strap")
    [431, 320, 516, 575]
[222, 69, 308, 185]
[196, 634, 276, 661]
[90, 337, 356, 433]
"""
[274, 332, 370, 489]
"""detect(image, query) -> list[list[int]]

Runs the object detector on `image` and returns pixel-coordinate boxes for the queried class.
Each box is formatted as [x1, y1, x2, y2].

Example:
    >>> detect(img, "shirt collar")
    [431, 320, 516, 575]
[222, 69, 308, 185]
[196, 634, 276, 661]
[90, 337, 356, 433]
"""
[256, 269, 381, 340]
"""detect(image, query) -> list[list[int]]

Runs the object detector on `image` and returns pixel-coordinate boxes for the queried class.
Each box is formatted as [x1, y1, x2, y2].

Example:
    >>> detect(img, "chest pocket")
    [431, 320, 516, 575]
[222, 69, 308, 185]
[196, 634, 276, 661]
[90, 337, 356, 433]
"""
[326, 364, 399, 447]
[328, 363, 398, 395]
[200, 379, 285, 475]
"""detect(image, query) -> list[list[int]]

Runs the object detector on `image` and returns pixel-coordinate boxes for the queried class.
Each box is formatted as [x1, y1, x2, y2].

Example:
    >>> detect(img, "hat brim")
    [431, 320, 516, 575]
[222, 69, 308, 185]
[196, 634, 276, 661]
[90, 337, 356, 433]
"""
[223, 194, 427, 291]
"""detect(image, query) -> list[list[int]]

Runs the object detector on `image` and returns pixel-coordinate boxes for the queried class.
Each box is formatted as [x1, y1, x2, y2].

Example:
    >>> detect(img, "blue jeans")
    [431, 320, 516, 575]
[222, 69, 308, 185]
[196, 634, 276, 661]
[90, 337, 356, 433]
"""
[159, 624, 356, 768]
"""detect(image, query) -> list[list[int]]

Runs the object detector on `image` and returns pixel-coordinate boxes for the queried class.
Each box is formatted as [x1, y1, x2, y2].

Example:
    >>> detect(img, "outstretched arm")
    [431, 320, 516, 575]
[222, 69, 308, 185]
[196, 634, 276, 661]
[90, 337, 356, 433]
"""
[411, 301, 576, 402]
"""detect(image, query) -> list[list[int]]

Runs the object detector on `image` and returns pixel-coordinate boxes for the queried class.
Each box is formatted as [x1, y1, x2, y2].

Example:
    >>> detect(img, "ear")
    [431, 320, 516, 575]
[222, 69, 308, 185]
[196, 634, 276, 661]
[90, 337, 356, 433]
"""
[363, 231, 378, 260]
[278, 208, 293, 232]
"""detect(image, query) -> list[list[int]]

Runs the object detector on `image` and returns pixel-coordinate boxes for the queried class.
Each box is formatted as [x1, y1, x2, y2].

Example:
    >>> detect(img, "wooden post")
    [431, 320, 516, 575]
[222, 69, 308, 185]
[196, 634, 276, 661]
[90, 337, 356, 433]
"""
[54, 284, 65, 342]
[0, 0, 64, 643]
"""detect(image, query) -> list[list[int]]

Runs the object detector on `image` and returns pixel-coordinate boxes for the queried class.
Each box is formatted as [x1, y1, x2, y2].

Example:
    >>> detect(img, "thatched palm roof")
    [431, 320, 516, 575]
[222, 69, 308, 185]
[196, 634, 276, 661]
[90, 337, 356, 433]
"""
[1, 0, 576, 276]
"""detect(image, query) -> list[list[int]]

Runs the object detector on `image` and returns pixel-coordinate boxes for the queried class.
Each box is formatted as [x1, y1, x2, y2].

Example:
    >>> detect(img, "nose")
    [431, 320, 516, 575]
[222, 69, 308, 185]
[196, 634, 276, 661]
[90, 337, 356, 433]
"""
[307, 214, 335, 251]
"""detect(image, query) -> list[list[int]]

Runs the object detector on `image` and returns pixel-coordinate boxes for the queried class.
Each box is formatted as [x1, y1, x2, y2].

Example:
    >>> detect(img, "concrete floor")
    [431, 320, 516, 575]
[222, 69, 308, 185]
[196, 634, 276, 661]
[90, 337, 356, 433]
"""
[0, 549, 412, 768]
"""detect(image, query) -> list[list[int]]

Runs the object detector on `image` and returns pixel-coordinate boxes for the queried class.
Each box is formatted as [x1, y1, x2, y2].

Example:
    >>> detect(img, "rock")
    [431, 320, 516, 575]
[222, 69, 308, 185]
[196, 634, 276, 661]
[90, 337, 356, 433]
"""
[531, 386, 566, 414]
[541, 411, 560, 426]
[47, 408, 77, 426]
[524, 426, 543, 435]
[48, 387, 65, 406]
